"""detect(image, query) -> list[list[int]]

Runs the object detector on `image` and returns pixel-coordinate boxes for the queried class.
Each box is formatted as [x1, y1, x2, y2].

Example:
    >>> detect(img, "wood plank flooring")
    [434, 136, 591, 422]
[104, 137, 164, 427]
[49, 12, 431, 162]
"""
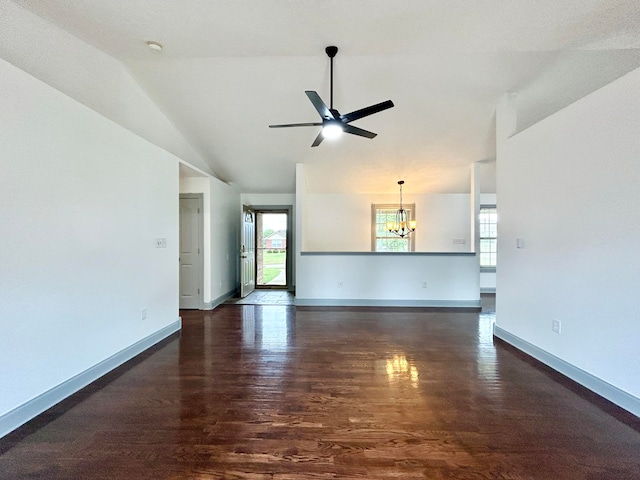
[1, 303, 639, 479]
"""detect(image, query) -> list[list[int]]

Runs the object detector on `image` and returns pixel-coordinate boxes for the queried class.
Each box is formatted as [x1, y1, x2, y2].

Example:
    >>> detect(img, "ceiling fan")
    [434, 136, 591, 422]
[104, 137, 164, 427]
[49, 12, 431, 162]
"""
[269, 46, 394, 147]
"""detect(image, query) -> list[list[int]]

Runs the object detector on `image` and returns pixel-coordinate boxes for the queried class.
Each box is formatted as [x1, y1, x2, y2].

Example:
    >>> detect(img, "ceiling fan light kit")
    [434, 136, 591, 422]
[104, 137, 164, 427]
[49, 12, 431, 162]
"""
[321, 122, 343, 139]
[269, 46, 394, 147]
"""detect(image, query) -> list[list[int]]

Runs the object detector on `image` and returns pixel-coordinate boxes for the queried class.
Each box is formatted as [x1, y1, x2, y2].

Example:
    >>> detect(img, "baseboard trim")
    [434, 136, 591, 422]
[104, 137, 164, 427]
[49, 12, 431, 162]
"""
[480, 287, 496, 293]
[0, 319, 182, 438]
[203, 288, 237, 310]
[294, 298, 481, 308]
[493, 325, 640, 417]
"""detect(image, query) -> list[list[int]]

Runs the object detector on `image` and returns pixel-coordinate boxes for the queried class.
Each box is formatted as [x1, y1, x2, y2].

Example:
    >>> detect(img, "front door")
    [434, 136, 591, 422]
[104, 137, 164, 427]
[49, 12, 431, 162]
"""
[179, 195, 202, 309]
[256, 211, 288, 288]
[240, 206, 256, 298]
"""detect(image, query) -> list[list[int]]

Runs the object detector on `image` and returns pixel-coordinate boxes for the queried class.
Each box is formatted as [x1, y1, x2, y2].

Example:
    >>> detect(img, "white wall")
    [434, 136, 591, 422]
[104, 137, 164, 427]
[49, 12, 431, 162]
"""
[0, 1, 212, 175]
[180, 176, 240, 305]
[296, 253, 479, 306]
[303, 193, 471, 252]
[480, 271, 496, 291]
[480, 193, 496, 207]
[241, 194, 295, 206]
[496, 67, 640, 413]
[0, 58, 180, 432]
[295, 165, 308, 292]
[209, 179, 241, 302]
[295, 164, 479, 306]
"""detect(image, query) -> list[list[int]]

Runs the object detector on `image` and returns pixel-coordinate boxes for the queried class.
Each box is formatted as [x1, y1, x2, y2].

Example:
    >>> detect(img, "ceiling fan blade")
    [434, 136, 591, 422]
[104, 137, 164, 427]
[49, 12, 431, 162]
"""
[269, 122, 323, 128]
[270, 47, 392, 146]
[305, 91, 338, 120]
[343, 124, 377, 139]
[311, 130, 324, 147]
[340, 100, 394, 124]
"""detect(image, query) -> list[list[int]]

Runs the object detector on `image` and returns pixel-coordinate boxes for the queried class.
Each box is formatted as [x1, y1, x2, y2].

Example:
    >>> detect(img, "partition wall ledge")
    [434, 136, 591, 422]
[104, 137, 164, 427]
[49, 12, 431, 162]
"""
[300, 251, 476, 256]
[295, 298, 481, 308]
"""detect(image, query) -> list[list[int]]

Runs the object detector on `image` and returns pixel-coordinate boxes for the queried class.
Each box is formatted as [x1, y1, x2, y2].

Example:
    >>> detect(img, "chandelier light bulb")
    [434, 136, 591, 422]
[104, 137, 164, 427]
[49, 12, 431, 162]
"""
[387, 180, 417, 238]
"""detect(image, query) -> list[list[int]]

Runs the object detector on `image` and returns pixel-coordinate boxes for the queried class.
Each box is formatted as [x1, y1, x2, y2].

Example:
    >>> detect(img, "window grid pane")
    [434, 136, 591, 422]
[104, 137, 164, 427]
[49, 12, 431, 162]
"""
[373, 206, 414, 252]
[479, 207, 497, 267]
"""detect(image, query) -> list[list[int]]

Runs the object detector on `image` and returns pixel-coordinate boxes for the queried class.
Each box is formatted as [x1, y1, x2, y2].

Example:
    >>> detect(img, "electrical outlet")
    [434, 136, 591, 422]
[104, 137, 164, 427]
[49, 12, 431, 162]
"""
[155, 238, 167, 248]
[422, 281, 428, 288]
[552, 319, 561, 334]
[141, 309, 147, 321]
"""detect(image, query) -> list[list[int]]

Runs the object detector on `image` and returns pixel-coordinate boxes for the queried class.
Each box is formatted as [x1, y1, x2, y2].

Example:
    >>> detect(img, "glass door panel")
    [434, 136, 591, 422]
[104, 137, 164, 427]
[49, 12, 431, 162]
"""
[256, 212, 287, 287]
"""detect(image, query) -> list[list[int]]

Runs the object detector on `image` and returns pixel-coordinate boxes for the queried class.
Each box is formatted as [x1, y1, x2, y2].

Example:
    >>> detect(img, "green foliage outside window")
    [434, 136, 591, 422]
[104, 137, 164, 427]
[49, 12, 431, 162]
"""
[372, 206, 414, 252]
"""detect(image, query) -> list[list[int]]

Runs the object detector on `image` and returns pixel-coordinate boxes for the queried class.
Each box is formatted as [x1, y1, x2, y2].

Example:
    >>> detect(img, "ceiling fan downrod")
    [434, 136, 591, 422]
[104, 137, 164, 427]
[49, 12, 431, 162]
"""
[268, 44, 394, 147]
[326, 46, 338, 110]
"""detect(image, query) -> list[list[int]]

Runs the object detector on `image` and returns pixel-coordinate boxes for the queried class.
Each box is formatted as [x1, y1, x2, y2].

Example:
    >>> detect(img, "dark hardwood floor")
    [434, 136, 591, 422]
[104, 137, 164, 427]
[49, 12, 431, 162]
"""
[1, 301, 639, 479]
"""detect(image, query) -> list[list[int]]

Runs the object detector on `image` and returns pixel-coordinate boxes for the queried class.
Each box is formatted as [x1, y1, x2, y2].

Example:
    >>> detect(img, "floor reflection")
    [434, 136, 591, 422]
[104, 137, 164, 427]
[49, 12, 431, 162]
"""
[385, 354, 420, 388]
[259, 306, 292, 350]
[241, 305, 293, 351]
[240, 305, 295, 383]
[6, 302, 638, 478]
[476, 310, 502, 403]
[241, 305, 256, 348]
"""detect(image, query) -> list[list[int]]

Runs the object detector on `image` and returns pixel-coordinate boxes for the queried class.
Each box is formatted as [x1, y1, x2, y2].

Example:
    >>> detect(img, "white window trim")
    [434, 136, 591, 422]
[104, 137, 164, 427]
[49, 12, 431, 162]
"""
[371, 203, 416, 252]
[479, 204, 497, 269]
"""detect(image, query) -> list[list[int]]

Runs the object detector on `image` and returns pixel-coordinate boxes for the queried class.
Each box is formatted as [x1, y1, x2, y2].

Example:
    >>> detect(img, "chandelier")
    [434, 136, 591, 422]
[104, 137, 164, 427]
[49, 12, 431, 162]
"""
[386, 180, 416, 238]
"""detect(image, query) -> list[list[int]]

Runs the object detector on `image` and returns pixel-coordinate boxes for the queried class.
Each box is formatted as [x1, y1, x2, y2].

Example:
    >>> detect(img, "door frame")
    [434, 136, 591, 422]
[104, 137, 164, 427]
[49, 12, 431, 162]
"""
[179, 193, 204, 309]
[251, 205, 294, 292]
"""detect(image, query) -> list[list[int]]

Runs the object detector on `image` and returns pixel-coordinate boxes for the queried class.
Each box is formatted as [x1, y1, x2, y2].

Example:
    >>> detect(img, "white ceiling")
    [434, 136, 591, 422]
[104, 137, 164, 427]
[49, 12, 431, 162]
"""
[11, 0, 640, 194]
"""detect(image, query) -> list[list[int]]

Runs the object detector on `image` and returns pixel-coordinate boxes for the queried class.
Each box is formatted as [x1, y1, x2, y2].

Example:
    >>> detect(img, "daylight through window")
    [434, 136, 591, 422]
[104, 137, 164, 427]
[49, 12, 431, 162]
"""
[479, 206, 497, 268]
[372, 204, 416, 252]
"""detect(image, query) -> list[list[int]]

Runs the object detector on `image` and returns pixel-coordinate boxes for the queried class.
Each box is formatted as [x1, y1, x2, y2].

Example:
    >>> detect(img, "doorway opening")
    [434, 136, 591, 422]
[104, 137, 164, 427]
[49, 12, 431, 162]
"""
[255, 210, 289, 289]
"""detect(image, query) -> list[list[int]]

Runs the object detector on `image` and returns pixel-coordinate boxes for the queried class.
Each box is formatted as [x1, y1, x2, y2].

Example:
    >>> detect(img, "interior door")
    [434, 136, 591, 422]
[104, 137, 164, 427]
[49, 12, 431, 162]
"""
[240, 206, 256, 298]
[179, 196, 202, 309]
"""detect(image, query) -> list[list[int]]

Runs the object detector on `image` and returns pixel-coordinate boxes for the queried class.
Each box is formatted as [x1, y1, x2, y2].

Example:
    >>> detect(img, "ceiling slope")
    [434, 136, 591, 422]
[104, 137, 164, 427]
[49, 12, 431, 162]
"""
[9, 0, 640, 193]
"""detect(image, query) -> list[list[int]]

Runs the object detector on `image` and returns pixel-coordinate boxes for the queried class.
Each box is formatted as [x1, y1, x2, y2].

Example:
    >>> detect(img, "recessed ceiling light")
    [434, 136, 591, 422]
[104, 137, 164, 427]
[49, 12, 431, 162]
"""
[146, 41, 163, 52]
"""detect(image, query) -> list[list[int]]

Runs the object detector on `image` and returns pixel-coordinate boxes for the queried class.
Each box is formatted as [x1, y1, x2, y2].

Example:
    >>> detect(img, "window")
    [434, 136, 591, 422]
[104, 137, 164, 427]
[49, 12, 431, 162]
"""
[479, 206, 497, 268]
[270, 238, 282, 249]
[372, 204, 416, 252]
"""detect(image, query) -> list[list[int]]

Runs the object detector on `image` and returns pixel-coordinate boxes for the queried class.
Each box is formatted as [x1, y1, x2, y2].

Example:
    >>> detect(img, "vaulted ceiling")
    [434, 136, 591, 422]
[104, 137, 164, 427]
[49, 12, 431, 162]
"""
[9, 0, 640, 194]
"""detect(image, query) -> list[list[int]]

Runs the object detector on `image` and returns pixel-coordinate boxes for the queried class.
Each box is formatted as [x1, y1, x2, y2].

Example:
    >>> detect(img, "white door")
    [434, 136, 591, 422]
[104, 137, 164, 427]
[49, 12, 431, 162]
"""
[240, 206, 256, 298]
[179, 196, 202, 309]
